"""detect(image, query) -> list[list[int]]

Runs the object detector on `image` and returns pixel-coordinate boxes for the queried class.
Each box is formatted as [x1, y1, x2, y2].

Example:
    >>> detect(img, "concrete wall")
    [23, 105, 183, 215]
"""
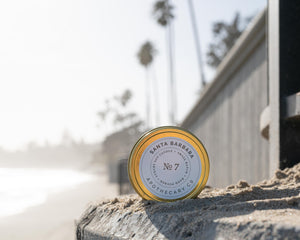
[181, 10, 269, 187]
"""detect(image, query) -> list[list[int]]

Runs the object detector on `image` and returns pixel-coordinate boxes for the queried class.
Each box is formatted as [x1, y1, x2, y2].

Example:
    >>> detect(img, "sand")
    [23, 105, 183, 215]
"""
[0, 171, 118, 240]
[77, 163, 300, 239]
[2, 162, 300, 239]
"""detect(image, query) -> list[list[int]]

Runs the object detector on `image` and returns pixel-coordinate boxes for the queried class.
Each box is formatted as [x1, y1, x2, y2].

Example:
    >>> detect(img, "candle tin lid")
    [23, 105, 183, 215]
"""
[128, 126, 209, 202]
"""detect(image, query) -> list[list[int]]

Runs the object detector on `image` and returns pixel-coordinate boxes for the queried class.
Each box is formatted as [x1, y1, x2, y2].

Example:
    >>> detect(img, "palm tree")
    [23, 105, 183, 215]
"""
[207, 13, 246, 68]
[153, 0, 176, 124]
[137, 41, 157, 128]
[187, 0, 206, 89]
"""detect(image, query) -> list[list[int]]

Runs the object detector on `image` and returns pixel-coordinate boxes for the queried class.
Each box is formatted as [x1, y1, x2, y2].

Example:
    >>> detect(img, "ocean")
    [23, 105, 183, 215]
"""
[0, 168, 96, 218]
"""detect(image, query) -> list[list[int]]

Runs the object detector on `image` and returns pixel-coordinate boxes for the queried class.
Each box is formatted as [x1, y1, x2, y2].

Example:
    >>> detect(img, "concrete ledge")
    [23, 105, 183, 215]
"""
[260, 92, 300, 141]
[76, 164, 300, 239]
[77, 197, 300, 240]
[260, 105, 270, 140]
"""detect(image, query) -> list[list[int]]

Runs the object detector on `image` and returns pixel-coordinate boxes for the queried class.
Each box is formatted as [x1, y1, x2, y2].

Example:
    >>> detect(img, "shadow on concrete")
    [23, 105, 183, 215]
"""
[143, 186, 300, 239]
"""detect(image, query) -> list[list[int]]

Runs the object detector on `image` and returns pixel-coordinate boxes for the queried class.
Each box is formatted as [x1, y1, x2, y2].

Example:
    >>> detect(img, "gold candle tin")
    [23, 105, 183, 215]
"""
[128, 126, 209, 202]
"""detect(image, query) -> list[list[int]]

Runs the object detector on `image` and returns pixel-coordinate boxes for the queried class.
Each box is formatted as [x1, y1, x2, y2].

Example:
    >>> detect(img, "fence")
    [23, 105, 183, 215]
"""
[182, 3, 300, 187]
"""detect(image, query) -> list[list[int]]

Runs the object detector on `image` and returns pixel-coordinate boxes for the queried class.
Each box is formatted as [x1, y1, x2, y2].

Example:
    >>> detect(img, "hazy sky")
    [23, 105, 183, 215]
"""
[0, 0, 266, 150]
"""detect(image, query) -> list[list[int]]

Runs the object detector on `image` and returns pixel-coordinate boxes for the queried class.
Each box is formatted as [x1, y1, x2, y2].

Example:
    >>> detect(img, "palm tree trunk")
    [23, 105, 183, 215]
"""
[151, 66, 160, 125]
[188, 0, 206, 89]
[145, 68, 150, 128]
[166, 0, 176, 125]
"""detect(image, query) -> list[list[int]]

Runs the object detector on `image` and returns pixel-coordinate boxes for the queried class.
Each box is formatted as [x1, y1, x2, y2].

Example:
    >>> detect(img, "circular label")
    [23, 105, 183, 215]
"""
[139, 137, 201, 199]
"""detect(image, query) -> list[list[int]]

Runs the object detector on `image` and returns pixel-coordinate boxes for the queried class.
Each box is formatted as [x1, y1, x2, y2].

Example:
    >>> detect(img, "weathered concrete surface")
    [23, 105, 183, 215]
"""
[76, 164, 300, 240]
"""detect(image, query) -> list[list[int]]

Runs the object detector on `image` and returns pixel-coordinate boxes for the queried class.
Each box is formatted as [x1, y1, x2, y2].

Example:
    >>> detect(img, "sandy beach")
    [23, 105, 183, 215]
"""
[0, 170, 118, 240]
[77, 163, 300, 239]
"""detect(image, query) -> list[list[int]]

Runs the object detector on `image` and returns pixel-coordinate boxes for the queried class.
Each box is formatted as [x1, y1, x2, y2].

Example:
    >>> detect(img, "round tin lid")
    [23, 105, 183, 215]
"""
[128, 126, 209, 202]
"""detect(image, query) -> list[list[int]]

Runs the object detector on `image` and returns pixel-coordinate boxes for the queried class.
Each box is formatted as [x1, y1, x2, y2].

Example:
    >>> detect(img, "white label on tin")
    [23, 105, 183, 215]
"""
[139, 137, 201, 199]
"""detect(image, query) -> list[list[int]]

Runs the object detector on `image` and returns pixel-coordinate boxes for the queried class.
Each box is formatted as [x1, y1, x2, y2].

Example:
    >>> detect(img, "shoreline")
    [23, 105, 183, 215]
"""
[0, 171, 118, 240]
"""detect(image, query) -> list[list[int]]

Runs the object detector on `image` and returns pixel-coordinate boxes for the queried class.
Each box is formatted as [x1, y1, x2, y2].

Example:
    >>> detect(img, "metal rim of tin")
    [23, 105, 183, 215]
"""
[128, 126, 209, 202]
